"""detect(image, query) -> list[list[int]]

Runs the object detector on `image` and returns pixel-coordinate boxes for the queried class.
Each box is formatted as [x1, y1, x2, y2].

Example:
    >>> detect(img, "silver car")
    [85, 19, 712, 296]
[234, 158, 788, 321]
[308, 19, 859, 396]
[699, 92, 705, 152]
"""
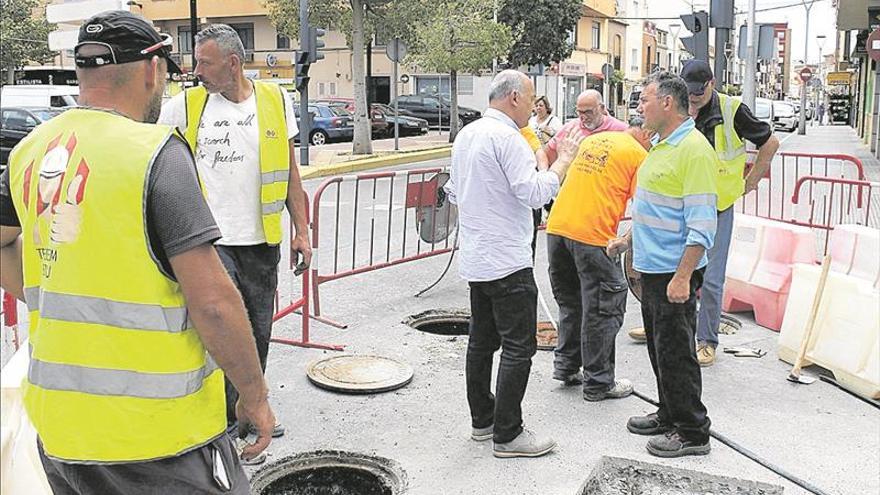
[771, 100, 798, 132]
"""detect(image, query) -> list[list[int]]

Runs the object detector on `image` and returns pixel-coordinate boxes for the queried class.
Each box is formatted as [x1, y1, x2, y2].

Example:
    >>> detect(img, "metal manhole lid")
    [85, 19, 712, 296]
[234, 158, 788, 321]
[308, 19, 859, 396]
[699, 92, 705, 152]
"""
[306, 355, 414, 394]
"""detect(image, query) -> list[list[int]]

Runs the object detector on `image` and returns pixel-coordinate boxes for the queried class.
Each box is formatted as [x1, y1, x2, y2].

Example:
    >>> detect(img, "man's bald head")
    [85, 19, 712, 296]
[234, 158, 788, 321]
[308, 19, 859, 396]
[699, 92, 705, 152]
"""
[488, 69, 535, 128]
[575, 89, 606, 130]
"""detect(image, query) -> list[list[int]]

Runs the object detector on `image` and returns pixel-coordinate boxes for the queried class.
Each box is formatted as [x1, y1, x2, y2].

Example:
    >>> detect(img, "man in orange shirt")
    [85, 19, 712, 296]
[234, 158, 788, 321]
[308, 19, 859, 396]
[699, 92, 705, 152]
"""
[546, 116, 652, 401]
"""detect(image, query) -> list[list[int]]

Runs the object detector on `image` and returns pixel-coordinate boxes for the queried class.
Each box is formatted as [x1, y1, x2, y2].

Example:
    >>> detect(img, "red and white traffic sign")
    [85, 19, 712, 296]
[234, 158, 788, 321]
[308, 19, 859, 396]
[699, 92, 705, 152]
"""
[799, 67, 813, 83]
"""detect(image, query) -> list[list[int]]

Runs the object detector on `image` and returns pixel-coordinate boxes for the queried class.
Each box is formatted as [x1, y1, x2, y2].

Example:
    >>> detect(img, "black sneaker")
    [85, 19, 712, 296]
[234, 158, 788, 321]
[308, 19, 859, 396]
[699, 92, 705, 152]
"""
[646, 431, 711, 458]
[626, 413, 673, 436]
[248, 422, 286, 438]
[552, 370, 583, 386]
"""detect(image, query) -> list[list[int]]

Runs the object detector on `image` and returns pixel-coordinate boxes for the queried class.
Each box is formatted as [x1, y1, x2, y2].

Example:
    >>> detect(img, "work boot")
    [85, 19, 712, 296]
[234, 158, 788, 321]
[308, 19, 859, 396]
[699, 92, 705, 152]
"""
[552, 370, 583, 386]
[628, 327, 647, 342]
[471, 424, 494, 442]
[646, 431, 711, 458]
[583, 379, 634, 402]
[493, 428, 557, 458]
[248, 422, 286, 438]
[626, 413, 673, 436]
[697, 343, 716, 367]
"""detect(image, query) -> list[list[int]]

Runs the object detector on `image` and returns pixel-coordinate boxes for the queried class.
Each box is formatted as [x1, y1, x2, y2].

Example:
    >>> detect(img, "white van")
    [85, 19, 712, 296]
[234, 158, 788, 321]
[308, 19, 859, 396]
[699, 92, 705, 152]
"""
[0, 85, 79, 108]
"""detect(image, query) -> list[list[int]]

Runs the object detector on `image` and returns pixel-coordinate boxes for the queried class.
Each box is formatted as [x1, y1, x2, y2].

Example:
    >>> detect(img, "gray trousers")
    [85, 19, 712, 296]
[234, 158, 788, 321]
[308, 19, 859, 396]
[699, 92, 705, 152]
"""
[547, 234, 628, 393]
[38, 434, 248, 494]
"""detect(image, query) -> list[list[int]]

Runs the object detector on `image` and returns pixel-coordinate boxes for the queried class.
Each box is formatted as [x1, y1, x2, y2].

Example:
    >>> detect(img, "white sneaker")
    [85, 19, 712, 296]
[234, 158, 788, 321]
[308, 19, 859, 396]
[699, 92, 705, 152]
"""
[471, 424, 494, 441]
[493, 428, 557, 458]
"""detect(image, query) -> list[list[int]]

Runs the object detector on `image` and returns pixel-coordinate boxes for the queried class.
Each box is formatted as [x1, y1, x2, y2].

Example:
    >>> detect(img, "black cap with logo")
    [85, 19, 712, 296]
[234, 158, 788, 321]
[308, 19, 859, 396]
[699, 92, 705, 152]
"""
[680, 60, 714, 96]
[75, 10, 181, 74]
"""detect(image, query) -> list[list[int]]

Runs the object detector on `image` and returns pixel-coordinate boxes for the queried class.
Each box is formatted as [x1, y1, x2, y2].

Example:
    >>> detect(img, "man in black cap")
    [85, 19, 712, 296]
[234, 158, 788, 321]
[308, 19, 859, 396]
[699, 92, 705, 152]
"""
[628, 60, 779, 366]
[0, 10, 273, 494]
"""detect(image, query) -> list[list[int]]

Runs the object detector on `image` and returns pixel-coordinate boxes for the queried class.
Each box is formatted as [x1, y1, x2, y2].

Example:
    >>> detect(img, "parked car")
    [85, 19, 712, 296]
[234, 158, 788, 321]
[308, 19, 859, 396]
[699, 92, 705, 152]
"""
[392, 94, 481, 129]
[0, 85, 79, 108]
[1, 106, 65, 169]
[752, 97, 775, 130]
[371, 103, 429, 137]
[292, 102, 354, 146]
[314, 98, 388, 137]
[772, 100, 798, 132]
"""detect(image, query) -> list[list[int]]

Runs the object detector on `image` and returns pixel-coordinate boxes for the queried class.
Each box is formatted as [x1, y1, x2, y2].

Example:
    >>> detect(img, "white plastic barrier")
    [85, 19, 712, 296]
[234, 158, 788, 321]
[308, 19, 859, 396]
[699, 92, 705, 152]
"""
[778, 264, 880, 399]
[827, 224, 880, 286]
[725, 214, 766, 284]
[1, 345, 52, 495]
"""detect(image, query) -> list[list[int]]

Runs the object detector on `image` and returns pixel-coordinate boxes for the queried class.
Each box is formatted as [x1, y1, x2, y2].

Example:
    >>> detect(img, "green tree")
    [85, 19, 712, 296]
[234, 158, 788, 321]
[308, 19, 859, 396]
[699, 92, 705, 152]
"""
[410, 0, 512, 141]
[266, 0, 430, 154]
[0, 0, 55, 84]
[497, 0, 580, 67]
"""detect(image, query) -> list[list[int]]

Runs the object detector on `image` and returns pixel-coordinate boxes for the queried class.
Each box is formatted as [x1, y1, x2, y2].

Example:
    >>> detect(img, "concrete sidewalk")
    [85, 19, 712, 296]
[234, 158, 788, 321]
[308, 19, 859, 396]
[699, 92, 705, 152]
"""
[297, 133, 453, 180]
[778, 124, 880, 181]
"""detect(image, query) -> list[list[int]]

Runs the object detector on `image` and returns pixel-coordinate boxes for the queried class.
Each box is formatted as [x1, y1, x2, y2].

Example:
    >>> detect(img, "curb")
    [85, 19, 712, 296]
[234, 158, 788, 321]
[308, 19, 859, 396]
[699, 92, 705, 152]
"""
[299, 146, 452, 180]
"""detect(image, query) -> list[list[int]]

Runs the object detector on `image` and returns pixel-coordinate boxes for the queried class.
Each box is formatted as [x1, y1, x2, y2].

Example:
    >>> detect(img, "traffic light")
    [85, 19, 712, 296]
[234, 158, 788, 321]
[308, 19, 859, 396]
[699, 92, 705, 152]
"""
[680, 11, 710, 62]
[295, 50, 310, 92]
[308, 27, 326, 63]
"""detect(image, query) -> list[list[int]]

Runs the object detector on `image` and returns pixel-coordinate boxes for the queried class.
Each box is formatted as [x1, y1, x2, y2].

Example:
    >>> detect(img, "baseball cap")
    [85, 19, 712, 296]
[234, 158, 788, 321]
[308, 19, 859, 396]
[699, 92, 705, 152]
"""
[75, 10, 181, 74]
[680, 60, 714, 96]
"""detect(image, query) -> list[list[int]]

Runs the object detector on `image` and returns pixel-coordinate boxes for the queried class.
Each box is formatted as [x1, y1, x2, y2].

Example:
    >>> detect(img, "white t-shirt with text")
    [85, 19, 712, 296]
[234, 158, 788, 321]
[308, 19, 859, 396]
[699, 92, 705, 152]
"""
[158, 85, 298, 246]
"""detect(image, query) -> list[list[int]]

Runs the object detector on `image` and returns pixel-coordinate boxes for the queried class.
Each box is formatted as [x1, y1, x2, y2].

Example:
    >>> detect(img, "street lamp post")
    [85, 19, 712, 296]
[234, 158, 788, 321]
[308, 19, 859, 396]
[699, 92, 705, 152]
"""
[815, 34, 827, 125]
[797, 0, 816, 135]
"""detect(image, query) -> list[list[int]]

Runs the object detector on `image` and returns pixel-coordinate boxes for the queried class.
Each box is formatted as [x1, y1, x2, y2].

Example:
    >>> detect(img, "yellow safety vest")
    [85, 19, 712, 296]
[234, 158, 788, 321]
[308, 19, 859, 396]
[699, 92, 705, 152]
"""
[183, 81, 290, 245]
[713, 93, 747, 211]
[8, 109, 226, 463]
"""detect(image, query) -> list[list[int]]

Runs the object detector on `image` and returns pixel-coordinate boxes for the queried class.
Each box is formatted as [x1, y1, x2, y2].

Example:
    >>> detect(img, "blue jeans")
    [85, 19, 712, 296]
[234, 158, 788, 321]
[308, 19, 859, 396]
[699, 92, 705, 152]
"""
[696, 207, 734, 347]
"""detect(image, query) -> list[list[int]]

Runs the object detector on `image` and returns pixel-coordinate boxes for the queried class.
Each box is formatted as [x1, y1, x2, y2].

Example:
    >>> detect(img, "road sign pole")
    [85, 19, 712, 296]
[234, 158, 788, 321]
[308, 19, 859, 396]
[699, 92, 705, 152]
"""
[393, 57, 399, 151]
[299, 0, 310, 166]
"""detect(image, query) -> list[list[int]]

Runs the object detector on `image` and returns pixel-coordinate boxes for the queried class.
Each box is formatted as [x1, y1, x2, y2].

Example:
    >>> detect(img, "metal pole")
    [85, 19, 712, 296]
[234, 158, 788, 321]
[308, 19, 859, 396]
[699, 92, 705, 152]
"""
[299, 0, 310, 166]
[714, 28, 728, 86]
[742, 0, 757, 110]
[189, 0, 198, 71]
[798, 0, 814, 135]
[872, 59, 880, 155]
[393, 53, 399, 150]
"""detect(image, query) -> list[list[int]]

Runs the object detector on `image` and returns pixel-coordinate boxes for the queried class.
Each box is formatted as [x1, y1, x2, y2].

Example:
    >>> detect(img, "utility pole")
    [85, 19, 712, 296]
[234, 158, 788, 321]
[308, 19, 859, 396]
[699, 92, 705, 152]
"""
[189, 0, 198, 70]
[742, 0, 757, 111]
[798, 0, 816, 135]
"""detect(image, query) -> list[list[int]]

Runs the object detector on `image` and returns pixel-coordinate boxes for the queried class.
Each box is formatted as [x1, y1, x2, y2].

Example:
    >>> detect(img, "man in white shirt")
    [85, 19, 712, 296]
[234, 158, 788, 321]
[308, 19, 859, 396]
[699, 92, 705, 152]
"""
[445, 70, 581, 459]
[159, 24, 311, 464]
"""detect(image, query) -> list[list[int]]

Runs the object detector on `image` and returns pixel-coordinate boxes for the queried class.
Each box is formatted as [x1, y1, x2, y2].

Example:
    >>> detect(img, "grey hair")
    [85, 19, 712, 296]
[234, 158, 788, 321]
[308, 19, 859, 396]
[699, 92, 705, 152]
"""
[642, 71, 689, 117]
[488, 70, 527, 102]
[627, 114, 645, 128]
[195, 24, 245, 60]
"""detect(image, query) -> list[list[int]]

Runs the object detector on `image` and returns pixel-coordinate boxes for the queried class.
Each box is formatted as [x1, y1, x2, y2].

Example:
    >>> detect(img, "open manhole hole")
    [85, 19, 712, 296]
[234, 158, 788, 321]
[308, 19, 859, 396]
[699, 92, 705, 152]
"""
[579, 456, 783, 495]
[404, 309, 470, 336]
[251, 450, 407, 495]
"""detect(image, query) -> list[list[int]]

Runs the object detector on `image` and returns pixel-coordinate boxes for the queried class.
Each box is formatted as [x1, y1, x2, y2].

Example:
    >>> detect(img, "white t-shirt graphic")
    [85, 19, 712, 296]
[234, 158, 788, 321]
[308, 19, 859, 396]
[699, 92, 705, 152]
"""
[159, 85, 298, 246]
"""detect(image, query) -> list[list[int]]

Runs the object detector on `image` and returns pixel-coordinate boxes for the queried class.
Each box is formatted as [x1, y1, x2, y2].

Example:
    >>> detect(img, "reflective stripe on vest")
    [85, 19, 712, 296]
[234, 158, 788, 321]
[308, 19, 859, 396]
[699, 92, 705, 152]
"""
[183, 82, 290, 244]
[714, 93, 747, 211]
[28, 344, 219, 399]
[24, 287, 190, 333]
[7, 109, 226, 463]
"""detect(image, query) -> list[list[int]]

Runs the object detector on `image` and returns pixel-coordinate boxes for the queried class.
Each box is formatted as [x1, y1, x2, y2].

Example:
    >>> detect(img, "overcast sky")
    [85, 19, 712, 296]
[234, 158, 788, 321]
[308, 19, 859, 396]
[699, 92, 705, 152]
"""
[646, 0, 839, 64]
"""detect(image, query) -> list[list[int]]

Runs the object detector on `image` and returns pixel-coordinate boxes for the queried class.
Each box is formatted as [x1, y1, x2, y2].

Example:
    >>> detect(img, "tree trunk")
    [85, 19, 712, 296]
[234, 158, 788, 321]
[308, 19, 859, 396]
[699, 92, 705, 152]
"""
[350, 0, 373, 154]
[448, 69, 459, 143]
[6, 68, 15, 85]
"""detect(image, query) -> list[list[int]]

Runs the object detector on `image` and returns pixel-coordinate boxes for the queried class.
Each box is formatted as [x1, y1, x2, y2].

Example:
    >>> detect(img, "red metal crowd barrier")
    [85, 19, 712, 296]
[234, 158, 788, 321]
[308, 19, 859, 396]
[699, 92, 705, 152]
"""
[2, 291, 20, 351]
[738, 151, 865, 222]
[788, 176, 880, 253]
[310, 167, 456, 328]
[270, 193, 344, 351]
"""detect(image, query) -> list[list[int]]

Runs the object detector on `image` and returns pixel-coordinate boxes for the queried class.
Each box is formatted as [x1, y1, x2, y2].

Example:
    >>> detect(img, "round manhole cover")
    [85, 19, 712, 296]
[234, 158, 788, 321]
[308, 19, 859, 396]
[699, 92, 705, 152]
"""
[251, 450, 407, 495]
[306, 355, 413, 394]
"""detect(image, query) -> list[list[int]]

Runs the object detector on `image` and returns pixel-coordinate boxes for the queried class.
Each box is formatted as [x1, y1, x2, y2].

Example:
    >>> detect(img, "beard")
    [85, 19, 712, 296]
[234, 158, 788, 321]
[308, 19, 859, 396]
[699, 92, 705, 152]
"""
[144, 89, 163, 124]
